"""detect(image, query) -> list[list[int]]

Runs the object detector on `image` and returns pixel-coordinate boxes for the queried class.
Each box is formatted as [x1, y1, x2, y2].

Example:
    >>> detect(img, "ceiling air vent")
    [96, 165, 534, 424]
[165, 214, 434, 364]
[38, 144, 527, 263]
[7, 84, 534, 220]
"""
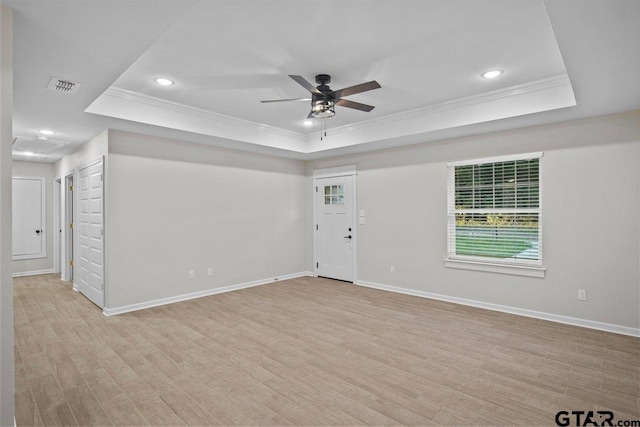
[46, 77, 81, 94]
[12, 136, 67, 155]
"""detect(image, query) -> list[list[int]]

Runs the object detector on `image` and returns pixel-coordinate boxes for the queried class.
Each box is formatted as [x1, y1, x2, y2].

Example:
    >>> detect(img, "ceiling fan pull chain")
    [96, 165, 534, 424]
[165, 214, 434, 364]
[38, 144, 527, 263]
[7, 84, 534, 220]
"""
[319, 118, 327, 141]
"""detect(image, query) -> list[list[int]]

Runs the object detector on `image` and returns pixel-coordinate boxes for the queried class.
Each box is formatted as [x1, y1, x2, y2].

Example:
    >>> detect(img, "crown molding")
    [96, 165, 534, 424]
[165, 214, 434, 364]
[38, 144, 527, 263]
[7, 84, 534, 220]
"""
[303, 73, 575, 153]
[309, 74, 574, 141]
[101, 87, 303, 141]
[87, 74, 575, 155]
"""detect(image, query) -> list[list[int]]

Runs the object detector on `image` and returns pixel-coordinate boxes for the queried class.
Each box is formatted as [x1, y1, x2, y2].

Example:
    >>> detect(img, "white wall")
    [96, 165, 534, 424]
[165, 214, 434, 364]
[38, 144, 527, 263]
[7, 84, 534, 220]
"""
[0, 5, 14, 425]
[106, 131, 309, 309]
[12, 161, 55, 275]
[54, 129, 108, 179]
[309, 110, 640, 331]
[47, 111, 640, 335]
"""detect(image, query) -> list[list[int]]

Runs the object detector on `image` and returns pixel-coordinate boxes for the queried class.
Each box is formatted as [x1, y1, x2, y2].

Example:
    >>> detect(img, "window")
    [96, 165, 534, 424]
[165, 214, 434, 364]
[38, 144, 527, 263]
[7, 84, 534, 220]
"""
[324, 184, 344, 205]
[447, 152, 543, 271]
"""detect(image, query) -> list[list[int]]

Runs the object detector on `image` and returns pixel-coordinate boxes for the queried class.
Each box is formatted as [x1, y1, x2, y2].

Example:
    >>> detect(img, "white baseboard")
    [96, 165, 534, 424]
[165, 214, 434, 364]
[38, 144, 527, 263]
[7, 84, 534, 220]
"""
[356, 279, 640, 338]
[12, 268, 54, 278]
[103, 271, 314, 316]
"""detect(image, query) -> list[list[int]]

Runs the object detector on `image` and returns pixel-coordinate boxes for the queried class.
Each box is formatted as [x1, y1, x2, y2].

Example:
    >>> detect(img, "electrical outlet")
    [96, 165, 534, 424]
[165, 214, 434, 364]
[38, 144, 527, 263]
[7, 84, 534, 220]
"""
[390, 265, 395, 274]
[578, 290, 587, 301]
[188, 270, 195, 279]
[207, 268, 213, 276]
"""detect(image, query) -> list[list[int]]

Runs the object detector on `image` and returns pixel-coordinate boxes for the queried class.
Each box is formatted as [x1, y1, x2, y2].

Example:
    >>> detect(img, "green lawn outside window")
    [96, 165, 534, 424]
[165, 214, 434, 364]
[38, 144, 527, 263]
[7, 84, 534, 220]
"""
[448, 155, 541, 264]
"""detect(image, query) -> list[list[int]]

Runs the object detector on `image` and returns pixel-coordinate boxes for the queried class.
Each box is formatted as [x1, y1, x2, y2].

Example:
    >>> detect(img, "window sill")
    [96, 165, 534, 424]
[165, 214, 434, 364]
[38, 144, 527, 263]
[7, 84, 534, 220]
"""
[444, 258, 546, 278]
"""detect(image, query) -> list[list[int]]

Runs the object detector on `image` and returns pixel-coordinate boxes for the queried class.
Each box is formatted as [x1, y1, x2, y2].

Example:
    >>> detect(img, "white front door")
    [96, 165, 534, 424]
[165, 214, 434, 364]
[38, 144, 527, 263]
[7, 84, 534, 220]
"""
[77, 159, 104, 308]
[12, 176, 46, 260]
[315, 176, 354, 282]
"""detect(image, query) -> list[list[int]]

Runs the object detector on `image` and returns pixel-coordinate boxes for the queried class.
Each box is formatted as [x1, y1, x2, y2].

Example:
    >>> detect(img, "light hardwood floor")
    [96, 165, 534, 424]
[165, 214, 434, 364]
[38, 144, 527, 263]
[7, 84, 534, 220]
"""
[14, 274, 639, 426]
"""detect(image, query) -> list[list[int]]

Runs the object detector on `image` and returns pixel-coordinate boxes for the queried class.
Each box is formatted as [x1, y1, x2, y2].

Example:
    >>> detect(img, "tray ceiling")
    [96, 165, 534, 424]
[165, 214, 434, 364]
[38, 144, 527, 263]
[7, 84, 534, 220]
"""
[7, 0, 640, 161]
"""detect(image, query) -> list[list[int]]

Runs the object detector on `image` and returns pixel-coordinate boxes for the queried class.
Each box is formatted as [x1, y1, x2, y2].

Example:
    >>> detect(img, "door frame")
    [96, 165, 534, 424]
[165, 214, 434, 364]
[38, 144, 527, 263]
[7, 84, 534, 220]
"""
[312, 165, 357, 282]
[53, 178, 61, 274]
[62, 171, 74, 282]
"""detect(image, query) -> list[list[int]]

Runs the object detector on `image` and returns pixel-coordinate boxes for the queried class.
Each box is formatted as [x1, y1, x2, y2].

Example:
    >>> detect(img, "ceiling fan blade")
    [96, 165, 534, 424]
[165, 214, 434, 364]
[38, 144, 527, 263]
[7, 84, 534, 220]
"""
[260, 98, 311, 103]
[289, 75, 321, 94]
[333, 81, 381, 100]
[335, 99, 375, 112]
[306, 110, 315, 119]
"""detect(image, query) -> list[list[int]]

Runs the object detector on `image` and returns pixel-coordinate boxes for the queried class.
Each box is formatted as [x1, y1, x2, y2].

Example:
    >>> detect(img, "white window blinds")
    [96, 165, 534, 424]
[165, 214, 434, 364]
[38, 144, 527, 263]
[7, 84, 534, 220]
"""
[447, 152, 542, 266]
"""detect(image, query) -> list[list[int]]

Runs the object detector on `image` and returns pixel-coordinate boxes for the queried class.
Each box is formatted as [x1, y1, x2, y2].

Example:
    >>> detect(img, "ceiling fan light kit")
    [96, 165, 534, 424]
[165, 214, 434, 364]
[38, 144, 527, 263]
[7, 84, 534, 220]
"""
[311, 99, 335, 118]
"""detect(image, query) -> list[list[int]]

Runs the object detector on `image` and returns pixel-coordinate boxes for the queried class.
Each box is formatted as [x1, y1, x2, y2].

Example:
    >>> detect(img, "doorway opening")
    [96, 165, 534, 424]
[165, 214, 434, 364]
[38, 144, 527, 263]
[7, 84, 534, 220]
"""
[54, 178, 61, 274]
[63, 173, 74, 281]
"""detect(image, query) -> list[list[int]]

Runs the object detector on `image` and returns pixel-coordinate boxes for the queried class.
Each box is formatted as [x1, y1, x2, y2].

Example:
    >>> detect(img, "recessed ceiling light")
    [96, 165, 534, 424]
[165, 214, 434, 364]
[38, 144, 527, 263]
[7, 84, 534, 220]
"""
[39, 129, 55, 135]
[154, 77, 174, 86]
[481, 70, 503, 79]
[20, 151, 36, 156]
[302, 120, 314, 126]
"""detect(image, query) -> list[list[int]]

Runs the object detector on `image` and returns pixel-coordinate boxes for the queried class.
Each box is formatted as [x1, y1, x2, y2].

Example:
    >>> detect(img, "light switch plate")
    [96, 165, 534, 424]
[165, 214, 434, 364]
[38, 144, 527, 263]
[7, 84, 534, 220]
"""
[359, 217, 365, 225]
[359, 209, 365, 217]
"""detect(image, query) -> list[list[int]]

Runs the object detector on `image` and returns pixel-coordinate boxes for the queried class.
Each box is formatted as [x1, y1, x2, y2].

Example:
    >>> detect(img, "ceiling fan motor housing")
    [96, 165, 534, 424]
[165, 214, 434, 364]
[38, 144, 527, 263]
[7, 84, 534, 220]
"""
[311, 75, 336, 118]
[315, 74, 333, 94]
[315, 74, 331, 85]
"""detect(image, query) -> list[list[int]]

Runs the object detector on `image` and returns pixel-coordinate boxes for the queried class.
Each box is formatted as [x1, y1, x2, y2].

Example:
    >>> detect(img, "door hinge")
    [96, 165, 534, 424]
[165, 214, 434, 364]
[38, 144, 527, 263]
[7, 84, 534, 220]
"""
[69, 185, 73, 191]
[315, 186, 318, 192]
[69, 260, 73, 267]
[69, 223, 73, 229]
[316, 224, 318, 230]
[316, 262, 318, 268]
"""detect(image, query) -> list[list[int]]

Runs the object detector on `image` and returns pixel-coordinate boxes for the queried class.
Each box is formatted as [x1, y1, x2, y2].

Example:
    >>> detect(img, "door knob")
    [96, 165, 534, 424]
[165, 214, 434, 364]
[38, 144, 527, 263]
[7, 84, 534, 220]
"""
[343, 235, 352, 239]
[35, 229, 41, 234]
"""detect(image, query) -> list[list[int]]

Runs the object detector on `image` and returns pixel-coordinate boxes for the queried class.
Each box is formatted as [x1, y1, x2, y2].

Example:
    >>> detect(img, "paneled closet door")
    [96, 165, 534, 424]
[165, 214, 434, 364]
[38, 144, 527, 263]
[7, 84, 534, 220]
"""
[12, 176, 46, 260]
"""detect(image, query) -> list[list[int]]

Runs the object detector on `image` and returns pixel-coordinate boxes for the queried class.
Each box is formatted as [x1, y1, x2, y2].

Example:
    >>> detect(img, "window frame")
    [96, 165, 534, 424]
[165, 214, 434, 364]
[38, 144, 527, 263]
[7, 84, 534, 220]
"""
[445, 152, 545, 277]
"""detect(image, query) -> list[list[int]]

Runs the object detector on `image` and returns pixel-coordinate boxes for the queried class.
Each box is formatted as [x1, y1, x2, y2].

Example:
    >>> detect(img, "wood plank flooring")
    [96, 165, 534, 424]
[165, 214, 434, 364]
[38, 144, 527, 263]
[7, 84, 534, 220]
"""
[14, 274, 640, 426]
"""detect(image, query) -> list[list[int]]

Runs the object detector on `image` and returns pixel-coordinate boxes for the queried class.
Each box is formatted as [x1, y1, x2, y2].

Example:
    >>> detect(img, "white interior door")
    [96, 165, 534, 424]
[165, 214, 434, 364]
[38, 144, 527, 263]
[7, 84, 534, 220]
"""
[12, 176, 46, 260]
[77, 159, 104, 308]
[315, 176, 354, 282]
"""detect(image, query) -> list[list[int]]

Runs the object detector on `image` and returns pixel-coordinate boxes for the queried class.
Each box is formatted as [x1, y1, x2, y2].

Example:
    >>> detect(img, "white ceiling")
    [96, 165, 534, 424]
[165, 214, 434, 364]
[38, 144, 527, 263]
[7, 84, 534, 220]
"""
[6, 0, 640, 162]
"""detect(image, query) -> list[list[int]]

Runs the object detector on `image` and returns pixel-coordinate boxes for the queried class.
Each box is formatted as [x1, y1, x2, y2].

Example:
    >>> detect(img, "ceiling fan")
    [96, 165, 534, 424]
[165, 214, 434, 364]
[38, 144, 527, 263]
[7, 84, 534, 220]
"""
[261, 74, 381, 119]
